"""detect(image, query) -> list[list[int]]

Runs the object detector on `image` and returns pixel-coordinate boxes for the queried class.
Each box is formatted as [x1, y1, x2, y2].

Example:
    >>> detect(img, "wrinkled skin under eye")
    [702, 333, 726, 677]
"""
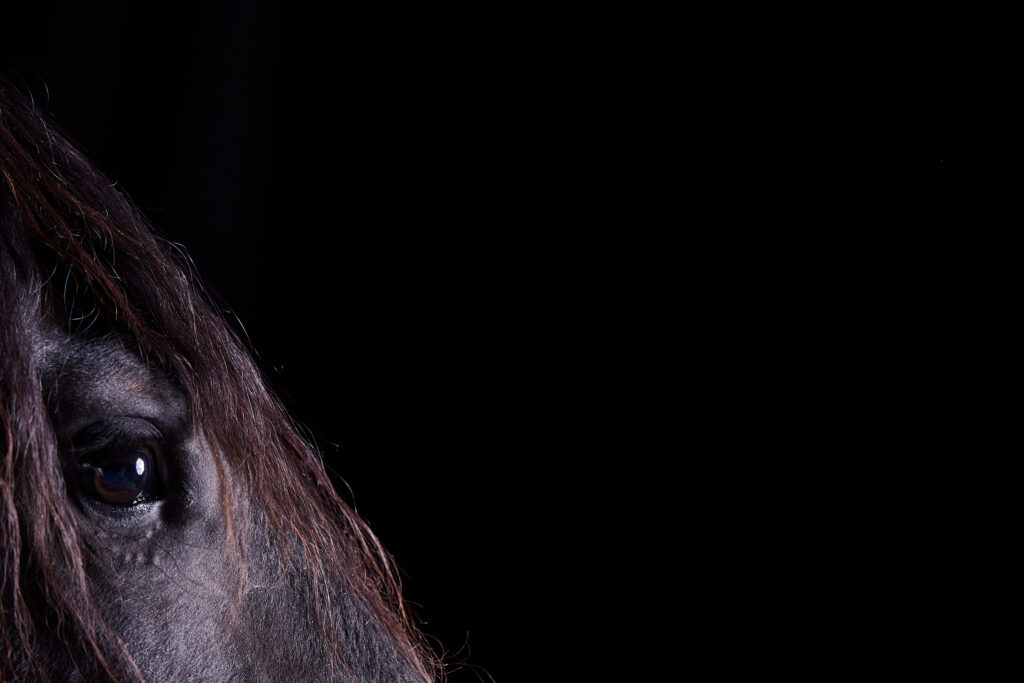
[76, 446, 157, 506]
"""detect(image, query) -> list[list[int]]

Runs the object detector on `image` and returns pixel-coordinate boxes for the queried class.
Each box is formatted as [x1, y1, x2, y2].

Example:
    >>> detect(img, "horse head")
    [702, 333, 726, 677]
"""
[0, 78, 437, 681]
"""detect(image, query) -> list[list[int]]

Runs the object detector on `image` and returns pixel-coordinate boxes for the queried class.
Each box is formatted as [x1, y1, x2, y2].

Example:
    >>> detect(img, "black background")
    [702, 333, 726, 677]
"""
[1, 2, 633, 681]
[727, 6, 1019, 679]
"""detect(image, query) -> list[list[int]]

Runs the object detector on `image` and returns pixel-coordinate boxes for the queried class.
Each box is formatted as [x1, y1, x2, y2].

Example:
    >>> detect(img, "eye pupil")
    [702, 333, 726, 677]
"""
[85, 448, 155, 505]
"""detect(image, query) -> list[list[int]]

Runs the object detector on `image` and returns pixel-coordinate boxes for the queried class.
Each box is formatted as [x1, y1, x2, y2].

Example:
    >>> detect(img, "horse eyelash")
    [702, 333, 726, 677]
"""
[69, 419, 164, 452]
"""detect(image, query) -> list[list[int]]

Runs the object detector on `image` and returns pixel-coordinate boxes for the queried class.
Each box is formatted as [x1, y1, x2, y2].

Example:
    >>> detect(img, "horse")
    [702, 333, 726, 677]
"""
[0, 78, 439, 681]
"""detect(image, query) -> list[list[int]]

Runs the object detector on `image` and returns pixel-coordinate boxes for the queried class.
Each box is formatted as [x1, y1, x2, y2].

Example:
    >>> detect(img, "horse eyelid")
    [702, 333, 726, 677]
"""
[68, 418, 165, 454]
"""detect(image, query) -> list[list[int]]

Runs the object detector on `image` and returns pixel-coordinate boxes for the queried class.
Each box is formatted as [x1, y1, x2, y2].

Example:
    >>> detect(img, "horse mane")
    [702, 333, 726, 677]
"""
[0, 77, 438, 681]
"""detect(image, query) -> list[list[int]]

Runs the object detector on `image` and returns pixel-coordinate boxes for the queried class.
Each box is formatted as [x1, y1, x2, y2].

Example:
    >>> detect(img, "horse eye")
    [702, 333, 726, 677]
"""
[77, 447, 157, 506]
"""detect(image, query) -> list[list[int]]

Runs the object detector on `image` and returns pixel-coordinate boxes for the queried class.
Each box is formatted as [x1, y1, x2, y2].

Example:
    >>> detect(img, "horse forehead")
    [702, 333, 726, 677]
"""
[35, 329, 186, 430]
